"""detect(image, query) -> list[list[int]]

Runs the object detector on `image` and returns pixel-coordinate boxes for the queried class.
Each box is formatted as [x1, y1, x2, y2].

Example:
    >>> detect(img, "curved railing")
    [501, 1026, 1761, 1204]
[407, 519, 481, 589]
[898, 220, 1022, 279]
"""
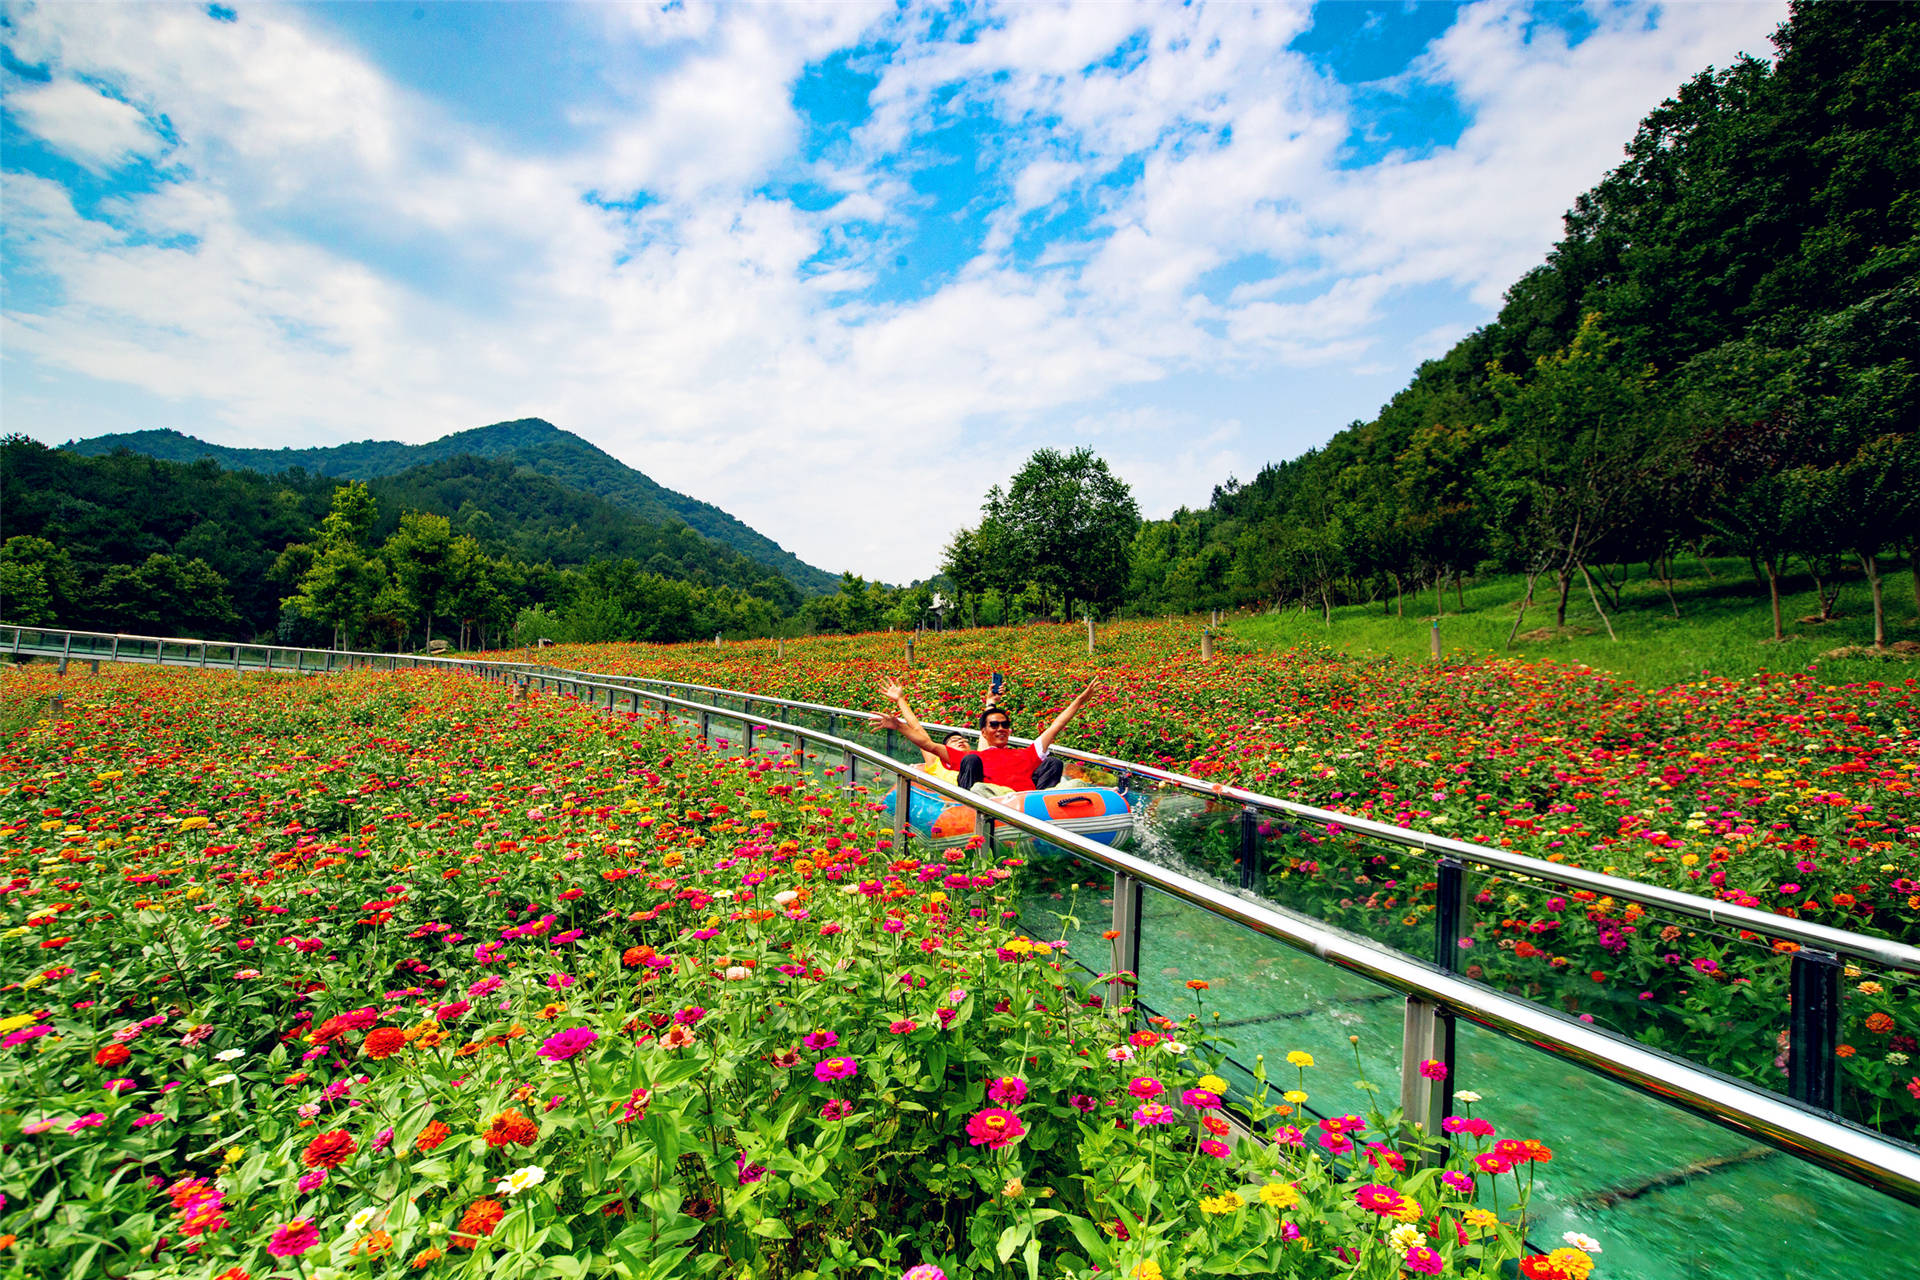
[6, 622, 1919, 1208]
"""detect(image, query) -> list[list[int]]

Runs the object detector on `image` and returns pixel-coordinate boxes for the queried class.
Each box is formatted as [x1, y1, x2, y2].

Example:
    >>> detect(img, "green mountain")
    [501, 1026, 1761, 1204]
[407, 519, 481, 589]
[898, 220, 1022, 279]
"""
[63, 418, 839, 594]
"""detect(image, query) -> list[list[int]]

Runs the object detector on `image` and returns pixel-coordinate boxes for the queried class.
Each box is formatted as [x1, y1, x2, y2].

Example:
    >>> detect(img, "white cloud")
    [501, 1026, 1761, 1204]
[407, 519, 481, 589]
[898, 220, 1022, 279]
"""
[5, 78, 161, 172]
[0, 0, 1788, 584]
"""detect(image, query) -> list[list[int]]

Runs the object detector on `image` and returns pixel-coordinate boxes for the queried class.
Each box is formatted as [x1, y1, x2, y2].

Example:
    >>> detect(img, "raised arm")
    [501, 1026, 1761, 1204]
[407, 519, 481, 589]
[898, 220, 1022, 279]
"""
[876, 680, 954, 767]
[1034, 679, 1098, 754]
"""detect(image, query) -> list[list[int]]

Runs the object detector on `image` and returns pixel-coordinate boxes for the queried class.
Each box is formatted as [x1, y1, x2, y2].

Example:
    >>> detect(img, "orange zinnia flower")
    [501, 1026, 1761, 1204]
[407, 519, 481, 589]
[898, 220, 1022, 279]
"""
[452, 1198, 505, 1249]
[362, 1028, 408, 1059]
[414, 1120, 451, 1153]
[481, 1108, 539, 1148]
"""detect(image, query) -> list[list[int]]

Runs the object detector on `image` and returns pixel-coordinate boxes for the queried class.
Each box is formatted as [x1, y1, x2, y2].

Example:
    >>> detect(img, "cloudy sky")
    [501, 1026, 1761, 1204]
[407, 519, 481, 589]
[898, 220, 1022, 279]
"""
[2, 0, 1785, 582]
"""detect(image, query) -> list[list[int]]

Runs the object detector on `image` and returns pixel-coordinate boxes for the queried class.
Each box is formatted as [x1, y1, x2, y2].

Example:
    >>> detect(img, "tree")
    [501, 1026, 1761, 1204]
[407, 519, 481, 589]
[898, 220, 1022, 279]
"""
[383, 511, 455, 645]
[992, 448, 1140, 620]
[0, 536, 83, 625]
[96, 554, 241, 636]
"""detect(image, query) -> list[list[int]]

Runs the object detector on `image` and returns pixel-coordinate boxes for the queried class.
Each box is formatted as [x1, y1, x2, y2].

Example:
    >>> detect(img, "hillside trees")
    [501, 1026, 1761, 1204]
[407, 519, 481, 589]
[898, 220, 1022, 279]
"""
[1119, 1, 1919, 643]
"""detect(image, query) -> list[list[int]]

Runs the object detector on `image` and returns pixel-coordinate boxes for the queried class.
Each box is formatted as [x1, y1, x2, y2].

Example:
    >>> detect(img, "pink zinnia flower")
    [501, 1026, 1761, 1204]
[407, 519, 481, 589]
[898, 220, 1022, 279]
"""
[1132, 1102, 1176, 1127]
[1418, 1059, 1447, 1080]
[267, 1218, 321, 1258]
[1405, 1245, 1444, 1275]
[1272, 1125, 1305, 1147]
[67, 1112, 106, 1132]
[987, 1076, 1027, 1106]
[815, 1055, 858, 1082]
[297, 1170, 327, 1192]
[888, 1019, 919, 1034]
[537, 1028, 599, 1062]
[802, 1031, 838, 1051]
[1441, 1171, 1474, 1193]
[820, 1099, 852, 1121]
[1198, 1138, 1230, 1158]
[903, 1267, 947, 1280]
[965, 1108, 1027, 1149]
[467, 976, 503, 998]
[1126, 1076, 1164, 1100]
[1180, 1088, 1222, 1110]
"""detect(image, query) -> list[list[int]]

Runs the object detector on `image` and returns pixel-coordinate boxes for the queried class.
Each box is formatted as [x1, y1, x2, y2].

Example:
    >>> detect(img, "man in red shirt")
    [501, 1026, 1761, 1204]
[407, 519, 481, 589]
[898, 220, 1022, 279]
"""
[882, 680, 1099, 793]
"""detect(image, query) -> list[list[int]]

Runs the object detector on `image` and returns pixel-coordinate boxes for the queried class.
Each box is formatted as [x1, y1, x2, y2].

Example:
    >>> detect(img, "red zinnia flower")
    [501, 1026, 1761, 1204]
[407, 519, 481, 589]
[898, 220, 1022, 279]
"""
[362, 1028, 408, 1060]
[451, 1198, 505, 1249]
[302, 1130, 359, 1170]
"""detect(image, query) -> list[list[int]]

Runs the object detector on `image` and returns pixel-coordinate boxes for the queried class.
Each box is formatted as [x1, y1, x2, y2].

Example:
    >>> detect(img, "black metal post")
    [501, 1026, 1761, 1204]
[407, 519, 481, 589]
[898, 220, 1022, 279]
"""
[1435, 857, 1466, 973]
[1238, 806, 1260, 892]
[1788, 948, 1842, 1111]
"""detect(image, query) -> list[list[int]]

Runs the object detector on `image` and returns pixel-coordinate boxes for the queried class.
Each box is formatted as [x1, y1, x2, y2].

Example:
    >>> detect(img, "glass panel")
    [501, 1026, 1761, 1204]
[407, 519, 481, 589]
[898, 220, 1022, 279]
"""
[1458, 865, 1791, 1092]
[1014, 843, 1117, 980]
[1257, 818, 1443, 957]
[1455, 1019, 1920, 1280]
[1134, 885, 1407, 1128]
[1838, 957, 1920, 1144]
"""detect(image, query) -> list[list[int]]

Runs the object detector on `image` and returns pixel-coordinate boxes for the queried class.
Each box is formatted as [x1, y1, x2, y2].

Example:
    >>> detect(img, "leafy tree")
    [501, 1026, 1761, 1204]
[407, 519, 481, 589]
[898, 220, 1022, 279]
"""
[989, 448, 1140, 620]
[96, 554, 240, 636]
[0, 536, 83, 625]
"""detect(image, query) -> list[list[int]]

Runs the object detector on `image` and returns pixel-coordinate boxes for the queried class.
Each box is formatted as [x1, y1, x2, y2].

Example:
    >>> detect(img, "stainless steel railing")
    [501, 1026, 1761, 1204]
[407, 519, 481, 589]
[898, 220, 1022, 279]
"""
[10, 621, 1920, 1200]
[499, 665, 1920, 1207]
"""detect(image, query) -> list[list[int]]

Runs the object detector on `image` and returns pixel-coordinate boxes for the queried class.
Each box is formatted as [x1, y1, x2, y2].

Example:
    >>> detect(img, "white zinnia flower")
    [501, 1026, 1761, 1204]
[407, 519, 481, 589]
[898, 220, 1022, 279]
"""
[773, 890, 799, 906]
[207, 1073, 237, 1086]
[1387, 1224, 1427, 1252]
[1453, 1090, 1482, 1103]
[498, 1165, 547, 1196]
[1161, 1040, 1189, 1056]
[348, 1207, 381, 1233]
[213, 1048, 243, 1062]
[1563, 1232, 1601, 1253]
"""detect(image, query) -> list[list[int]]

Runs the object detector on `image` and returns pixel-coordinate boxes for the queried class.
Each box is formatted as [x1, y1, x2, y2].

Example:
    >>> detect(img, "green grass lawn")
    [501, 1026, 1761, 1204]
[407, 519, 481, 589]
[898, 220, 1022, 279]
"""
[1228, 557, 1920, 689]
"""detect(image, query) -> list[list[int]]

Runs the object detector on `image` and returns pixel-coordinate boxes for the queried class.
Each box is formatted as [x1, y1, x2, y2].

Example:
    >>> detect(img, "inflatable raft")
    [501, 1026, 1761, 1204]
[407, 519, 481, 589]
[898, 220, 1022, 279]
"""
[883, 776, 1132, 851]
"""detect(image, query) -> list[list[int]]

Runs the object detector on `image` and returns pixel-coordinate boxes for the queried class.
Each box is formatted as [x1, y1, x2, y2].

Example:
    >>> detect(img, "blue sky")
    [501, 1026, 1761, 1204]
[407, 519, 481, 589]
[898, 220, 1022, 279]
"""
[1, 0, 1786, 581]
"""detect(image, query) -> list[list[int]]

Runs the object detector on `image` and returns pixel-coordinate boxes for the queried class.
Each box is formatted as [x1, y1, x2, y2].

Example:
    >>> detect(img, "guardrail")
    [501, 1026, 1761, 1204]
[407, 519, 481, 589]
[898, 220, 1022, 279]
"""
[9, 622, 1920, 1205]
[505, 667, 1920, 1207]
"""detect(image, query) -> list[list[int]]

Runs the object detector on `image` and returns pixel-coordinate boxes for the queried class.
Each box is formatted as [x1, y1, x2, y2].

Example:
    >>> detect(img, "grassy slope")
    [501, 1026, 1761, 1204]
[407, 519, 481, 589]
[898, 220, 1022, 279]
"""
[1228, 557, 1920, 689]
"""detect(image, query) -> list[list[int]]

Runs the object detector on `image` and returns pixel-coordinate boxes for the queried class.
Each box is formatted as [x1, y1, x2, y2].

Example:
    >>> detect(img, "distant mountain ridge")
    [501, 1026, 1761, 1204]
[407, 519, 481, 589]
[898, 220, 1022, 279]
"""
[64, 418, 839, 594]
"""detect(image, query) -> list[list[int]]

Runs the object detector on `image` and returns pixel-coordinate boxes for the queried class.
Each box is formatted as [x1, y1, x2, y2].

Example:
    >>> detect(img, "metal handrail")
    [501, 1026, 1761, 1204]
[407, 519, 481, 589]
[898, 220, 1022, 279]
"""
[512, 668, 1920, 1207]
[554, 673, 1920, 976]
[8, 622, 1919, 1202]
[13, 623, 1916, 967]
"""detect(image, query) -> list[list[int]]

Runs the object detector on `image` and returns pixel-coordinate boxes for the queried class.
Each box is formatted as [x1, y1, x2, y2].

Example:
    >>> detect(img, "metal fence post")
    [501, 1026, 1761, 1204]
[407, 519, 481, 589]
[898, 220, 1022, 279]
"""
[892, 772, 911, 847]
[1788, 949, 1843, 1111]
[1434, 857, 1466, 973]
[1238, 805, 1261, 892]
[699, 710, 711, 743]
[744, 700, 755, 754]
[974, 803, 994, 852]
[1400, 996, 1456, 1159]
[1109, 871, 1143, 1009]
[110, 637, 120, 662]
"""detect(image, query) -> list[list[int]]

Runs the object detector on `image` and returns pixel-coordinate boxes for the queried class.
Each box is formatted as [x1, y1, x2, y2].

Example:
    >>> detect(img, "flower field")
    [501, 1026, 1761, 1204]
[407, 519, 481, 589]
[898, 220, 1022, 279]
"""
[489, 620, 1920, 1136]
[0, 665, 1588, 1279]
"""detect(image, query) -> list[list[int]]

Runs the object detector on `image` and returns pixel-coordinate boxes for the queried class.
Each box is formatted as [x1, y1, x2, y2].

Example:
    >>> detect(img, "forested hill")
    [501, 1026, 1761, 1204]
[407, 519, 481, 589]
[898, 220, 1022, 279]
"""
[0, 439, 803, 644]
[1125, 1, 1918, 634]
[64, 417, 839, 595]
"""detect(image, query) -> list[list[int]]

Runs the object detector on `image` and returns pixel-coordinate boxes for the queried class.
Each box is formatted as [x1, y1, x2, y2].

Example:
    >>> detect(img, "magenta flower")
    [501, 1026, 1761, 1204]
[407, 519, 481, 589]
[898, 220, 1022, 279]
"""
[297, 1170, 327, 1192]
[888, 1019, 919, 1034]
[1198, 1138, 1230, 1158]
[1406, 1245, 1444, 1275]
[903, 1266, 947, 1280]
[1441, 1171, 1474, 1193]
[1132, 1102, 1176, 1127]
[965, 1108, 1027, 1149]
[815, 1055, 858, 1082]
[802, 1030, 838, 1051]
[267, 1218, 320, 1258]
[1418, 1059, 1448, 1081]
[986, 1075, 1027, 1106]
[67, 1112, 106, 1132]
[1126, 1076, 1164, 1100]
[820, 1099, 852, 1121]
[467, 976, 503, 998]
[1180, 1087, 1223, 1110]
[536, 1028, 599, 1062]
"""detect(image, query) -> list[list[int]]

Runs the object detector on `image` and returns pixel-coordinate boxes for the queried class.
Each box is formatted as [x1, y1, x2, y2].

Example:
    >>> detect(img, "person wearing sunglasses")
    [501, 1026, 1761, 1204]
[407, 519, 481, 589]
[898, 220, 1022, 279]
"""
[879, 678, 1100, 794]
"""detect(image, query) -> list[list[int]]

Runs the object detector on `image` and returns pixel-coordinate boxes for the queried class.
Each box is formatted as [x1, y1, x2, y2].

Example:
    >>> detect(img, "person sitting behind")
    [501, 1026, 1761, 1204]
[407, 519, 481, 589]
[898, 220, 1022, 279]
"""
[886, 680, 1099, 794]
[876, 680, 974, 786]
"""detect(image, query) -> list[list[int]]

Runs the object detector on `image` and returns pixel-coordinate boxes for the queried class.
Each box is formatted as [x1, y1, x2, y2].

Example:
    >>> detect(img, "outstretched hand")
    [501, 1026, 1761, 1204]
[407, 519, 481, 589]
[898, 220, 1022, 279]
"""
[878, 679, 906, 704]
[872, 712, 906, 733]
